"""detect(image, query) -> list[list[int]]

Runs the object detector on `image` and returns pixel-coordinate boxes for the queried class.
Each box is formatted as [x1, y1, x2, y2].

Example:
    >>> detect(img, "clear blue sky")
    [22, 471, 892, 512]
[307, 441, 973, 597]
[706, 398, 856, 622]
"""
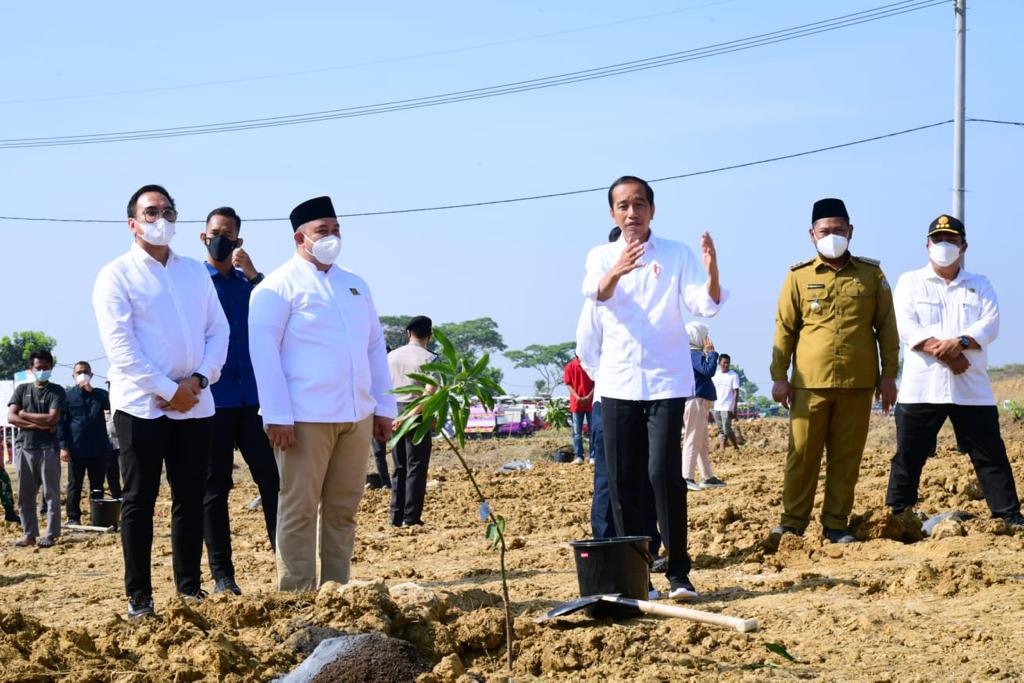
[1, 1, 1021, 395]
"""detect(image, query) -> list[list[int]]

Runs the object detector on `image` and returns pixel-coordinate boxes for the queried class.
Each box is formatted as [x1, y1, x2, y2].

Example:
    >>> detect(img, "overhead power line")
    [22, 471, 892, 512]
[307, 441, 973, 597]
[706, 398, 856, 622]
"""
[0, 119, 956, 225]
[0, 0, 945, 150]
[0, 1, 738, 106]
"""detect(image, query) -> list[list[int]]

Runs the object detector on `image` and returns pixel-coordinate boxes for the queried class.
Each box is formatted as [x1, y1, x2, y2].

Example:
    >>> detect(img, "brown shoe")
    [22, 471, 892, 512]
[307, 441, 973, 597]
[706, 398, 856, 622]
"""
[37, 536, 57, 548]
[14, 535, 36, 547]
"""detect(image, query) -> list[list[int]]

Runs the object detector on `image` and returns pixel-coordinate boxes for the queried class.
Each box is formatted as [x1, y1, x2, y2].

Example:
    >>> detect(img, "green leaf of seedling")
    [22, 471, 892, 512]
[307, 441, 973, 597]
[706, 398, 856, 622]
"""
[388, 414, 421, 449]
[485, 522, 499, 550]
[765, 643, 798, 663]
[389, 387, 425, 397]
[468, 353, 489, 379]
[404, 372, 438, 387]
[434, 329, 458, 366]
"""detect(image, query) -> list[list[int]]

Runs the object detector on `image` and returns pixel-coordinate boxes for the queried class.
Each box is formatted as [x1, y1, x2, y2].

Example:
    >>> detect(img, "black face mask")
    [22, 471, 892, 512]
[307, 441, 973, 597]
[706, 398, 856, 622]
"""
[206, 234, 237, 262]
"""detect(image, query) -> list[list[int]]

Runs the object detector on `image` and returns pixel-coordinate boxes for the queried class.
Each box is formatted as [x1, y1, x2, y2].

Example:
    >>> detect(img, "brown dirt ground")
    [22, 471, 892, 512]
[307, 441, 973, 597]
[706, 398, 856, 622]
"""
[2, 380, 1024, 682]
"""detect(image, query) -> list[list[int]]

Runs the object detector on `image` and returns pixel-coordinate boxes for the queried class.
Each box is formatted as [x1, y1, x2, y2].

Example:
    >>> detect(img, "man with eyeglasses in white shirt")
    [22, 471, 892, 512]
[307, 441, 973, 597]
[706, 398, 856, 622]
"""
[249, 196, 396, 592]
[579, 175, 726, 601]
[93, 184, 230, 618]
[886, 214, 1024, 530]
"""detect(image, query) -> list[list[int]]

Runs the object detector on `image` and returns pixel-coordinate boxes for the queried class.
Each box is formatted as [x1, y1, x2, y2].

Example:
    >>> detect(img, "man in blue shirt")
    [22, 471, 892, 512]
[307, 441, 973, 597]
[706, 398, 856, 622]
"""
[59, 361, 114, 524]
[201, 206, 280, 595]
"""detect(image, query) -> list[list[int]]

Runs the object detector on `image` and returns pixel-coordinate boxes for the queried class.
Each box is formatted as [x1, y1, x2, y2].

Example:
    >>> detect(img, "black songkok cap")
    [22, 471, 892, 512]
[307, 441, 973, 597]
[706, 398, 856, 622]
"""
[289, 196, 336, 231]
[928, 214, 966, 238]
[811, 197, 849, 223]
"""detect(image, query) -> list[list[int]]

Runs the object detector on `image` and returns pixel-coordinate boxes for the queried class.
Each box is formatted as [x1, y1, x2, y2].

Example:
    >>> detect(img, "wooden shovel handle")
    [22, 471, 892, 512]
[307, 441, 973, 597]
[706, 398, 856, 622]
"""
[602, 596, 759, 633]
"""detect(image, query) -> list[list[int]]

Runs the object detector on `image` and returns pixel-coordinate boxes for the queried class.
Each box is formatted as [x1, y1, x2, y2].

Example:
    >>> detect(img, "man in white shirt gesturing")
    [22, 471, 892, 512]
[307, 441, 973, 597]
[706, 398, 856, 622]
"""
[93, 184, 230, 618]
[249, 196, 397, 591]
[578, 176, 726, 600]
[887, 214, 1023, 529]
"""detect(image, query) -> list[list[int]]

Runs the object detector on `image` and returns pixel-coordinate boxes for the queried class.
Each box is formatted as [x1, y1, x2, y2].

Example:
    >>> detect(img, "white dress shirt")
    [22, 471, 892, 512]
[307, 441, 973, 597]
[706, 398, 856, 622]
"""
[93, 242, 229, 420]
[578, 233, 727, 401]
[248, 254, 397, 426]
[894, 263, 999, 405]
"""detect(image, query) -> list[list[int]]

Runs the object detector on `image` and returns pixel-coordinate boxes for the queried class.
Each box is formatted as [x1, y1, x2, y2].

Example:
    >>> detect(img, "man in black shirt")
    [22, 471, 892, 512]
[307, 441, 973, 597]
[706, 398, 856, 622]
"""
[7, 349, 65, 547]
[59, 361, 114, 524]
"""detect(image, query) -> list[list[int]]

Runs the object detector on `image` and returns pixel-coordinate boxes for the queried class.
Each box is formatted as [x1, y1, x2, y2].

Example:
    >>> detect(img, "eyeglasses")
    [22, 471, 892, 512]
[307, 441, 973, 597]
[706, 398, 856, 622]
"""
[138, 207, 178, 223]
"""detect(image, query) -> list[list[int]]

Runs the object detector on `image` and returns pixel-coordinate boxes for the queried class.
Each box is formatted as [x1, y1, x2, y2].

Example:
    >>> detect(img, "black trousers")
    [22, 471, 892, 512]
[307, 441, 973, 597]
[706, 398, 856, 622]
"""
[390, 431, 432, 526]
[115, 411, 212, 598]
[602, 396, 690, 585]
[371, 438, 392, 489]
[107, 449, 122, 498]
[66, 456, 107, 521]
[887, 403, 1022, 518]
[204, 405, 280, 580]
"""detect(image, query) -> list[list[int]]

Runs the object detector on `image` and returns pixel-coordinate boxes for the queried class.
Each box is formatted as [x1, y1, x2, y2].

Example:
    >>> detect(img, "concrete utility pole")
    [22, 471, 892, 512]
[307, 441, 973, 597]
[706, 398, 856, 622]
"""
[952, 0, 966, 221]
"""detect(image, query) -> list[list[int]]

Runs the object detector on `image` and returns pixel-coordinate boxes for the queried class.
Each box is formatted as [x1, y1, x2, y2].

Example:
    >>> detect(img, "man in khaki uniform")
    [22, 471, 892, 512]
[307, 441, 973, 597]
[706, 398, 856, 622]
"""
[770, 198, 899, 543]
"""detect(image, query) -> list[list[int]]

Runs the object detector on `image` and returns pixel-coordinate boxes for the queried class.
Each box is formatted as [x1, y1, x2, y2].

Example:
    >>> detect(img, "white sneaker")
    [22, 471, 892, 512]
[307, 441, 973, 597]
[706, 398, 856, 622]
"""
[685, 479, 701, 492]
[669, 584, 699, 602]
[648, 588, 661, 600]
[588, 457, 595, 465]
[572, 456, 584, 465]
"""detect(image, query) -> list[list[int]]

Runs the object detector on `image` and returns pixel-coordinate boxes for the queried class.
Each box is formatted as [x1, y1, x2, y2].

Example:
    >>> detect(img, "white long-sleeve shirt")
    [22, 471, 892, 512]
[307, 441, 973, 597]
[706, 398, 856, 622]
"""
[92, 242, 229, 420]
[578, 233, 726, 401]
[248, 254, 397, 426]
[894, 263, 999, 405]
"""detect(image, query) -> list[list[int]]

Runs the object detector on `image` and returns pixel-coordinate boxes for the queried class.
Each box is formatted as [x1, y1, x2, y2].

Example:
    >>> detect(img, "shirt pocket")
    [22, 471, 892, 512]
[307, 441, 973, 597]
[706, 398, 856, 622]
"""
[913, 298, 943, 325]
[958, 291, 983, 327]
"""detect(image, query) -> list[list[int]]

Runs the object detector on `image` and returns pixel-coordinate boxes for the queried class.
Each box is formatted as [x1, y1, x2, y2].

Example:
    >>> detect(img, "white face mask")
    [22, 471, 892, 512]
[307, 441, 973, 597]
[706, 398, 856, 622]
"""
[305, 234, 341, 265]
[929, 241, 961, 267]
[76, 373, 91, 385]
[816, 234, 849, 259]
[137, 217, 176, 246]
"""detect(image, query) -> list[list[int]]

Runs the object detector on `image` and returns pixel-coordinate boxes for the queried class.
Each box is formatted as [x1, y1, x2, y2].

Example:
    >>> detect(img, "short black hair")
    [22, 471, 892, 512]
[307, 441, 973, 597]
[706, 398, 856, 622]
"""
[607, 176, 654, 208]
[719, 353, 731, 363]
[206, 206, 242, 232]
[406, 315, 433, 339]
[73, 360, 92, 373]
[608, 226, 621, 242]
[29, 349, 54, 366]
[127, 184, 175, 219]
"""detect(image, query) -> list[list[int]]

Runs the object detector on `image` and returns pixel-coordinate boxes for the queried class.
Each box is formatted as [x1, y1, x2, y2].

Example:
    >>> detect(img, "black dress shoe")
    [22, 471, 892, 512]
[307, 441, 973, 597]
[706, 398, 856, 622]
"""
[4, 510, 21, 524]
[822, 527, 856, 544]
[214, 577, 242, 595]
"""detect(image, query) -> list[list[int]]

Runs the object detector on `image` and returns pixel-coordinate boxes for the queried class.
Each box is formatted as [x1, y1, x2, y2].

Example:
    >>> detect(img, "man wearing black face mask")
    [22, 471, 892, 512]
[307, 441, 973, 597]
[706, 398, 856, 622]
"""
[200, 207, 280, 595]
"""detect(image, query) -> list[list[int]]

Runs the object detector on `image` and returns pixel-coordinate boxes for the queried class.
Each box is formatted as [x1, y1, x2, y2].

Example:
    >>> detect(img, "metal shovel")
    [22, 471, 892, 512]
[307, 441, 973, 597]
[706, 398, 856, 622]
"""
[537, 594, 758, 633]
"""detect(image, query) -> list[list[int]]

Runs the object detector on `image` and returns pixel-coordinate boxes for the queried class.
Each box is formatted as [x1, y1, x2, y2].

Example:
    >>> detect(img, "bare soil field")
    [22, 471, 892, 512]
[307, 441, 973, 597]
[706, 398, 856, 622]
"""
[2, 384, 1024, 682]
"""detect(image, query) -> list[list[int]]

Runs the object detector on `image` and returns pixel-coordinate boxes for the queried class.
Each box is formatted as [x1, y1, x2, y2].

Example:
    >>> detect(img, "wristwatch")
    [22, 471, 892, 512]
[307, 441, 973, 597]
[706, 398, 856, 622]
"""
[248, 272, 265, 285]
[957, 336, 971, 349]
[192, 373, 209, 389]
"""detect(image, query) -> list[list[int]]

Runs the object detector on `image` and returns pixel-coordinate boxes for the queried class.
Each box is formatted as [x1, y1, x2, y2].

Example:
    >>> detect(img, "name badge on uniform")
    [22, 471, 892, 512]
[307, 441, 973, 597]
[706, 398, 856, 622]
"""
[806, 283, 825, 289]
[350, 287, 360, 296]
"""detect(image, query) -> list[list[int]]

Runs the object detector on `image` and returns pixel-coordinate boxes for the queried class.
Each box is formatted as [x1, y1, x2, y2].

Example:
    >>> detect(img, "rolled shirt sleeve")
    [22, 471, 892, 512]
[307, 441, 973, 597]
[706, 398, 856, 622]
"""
[248, 283, 295, 426]
[680, 245, 727, 317]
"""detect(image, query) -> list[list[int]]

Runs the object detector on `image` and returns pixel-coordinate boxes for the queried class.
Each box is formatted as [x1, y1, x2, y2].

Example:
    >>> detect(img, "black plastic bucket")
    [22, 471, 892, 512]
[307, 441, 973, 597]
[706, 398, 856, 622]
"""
[90, 498, 122, 529]
[569, 536, 651, 618]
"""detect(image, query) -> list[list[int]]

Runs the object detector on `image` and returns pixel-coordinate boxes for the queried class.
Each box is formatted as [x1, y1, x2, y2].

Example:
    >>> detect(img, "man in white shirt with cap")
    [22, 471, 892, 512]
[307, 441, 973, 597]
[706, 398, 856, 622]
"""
[249, 195, 397, 592]
[887, 214, 1023, 530]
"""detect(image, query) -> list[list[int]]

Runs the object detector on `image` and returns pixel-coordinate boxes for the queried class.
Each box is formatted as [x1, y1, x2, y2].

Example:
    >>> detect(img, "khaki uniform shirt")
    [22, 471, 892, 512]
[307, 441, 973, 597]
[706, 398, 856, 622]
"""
[388, 341, 436, 405]
[771, 255, 899, 389]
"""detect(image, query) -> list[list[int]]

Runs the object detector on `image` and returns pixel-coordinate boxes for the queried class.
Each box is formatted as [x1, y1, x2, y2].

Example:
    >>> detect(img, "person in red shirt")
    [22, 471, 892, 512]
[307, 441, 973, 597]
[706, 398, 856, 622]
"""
[564, 356, 595, 464]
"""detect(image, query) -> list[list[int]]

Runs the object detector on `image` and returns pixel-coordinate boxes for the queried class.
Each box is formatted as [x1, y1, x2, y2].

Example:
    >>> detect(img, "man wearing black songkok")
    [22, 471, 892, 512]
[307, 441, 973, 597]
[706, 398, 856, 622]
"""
[769, 198, 900, 544]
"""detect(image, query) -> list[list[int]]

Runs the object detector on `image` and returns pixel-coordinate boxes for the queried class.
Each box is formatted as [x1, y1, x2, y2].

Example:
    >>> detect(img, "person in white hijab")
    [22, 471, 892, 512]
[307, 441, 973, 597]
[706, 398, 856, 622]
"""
[682, 322, 725, 490]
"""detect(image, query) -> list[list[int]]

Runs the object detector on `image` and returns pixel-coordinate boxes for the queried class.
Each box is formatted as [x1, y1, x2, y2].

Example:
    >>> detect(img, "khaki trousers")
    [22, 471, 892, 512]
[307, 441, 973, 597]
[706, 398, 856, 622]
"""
[681, 397, 713, 481]
[275, 417, 372, 592]
[781, 388, 874, 532]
